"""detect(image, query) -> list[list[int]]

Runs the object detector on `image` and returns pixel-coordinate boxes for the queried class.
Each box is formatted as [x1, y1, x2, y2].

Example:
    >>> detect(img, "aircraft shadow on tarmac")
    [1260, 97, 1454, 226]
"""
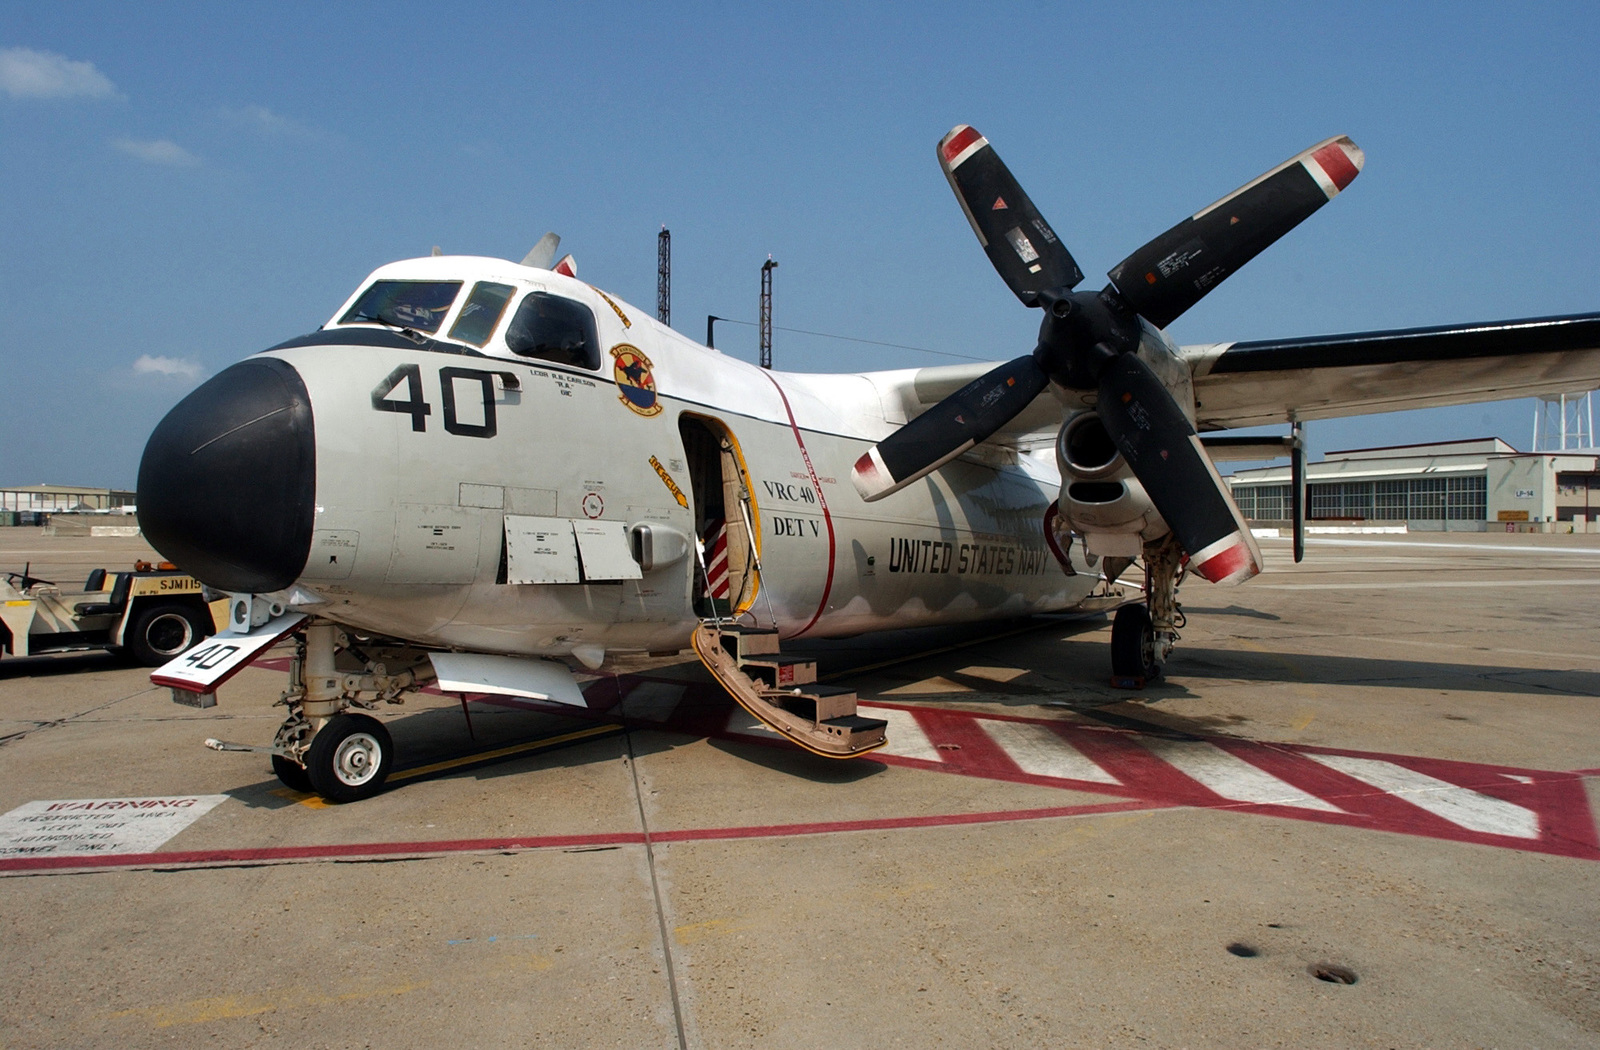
[704, 737, 888, 782]
[1164, 646, 1600, 698]
[1178, 604, 1283, 621]
[218, 681, 890, 807]
[222, 700, 646, 808]
[849, 630, 1600, 704]
[0, 651, 123, 679]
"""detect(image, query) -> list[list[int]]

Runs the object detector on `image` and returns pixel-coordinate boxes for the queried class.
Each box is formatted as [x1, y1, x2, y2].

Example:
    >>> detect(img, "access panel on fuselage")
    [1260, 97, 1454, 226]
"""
[267, 336, 698, 651]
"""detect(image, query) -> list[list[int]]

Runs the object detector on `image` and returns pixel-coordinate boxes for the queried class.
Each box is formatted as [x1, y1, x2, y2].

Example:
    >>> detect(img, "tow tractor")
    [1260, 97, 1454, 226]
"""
[0, 562, 226, 666]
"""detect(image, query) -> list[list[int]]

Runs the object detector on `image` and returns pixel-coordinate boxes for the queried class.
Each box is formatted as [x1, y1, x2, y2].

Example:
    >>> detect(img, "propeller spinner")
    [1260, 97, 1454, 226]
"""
[851, 126, 1363, 584]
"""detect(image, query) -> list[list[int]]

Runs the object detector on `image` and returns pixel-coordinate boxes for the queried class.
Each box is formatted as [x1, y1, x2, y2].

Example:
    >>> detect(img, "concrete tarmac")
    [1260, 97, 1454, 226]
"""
[1, 527, 1597, 1048]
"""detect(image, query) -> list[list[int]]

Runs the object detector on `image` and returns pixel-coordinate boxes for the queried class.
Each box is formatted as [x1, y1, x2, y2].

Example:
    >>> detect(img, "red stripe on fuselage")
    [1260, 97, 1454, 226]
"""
[761, 372, 837, 637]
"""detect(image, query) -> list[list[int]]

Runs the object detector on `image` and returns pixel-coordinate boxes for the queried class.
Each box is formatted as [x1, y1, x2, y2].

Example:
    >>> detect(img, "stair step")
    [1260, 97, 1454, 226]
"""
[822, 714, 888, 732]
[739, 655, 817, 687]
[765, 683, 858, 722]
[718, 626, 782, 661]
[819, 714, 888, 747]
[690, 623, 885, 759]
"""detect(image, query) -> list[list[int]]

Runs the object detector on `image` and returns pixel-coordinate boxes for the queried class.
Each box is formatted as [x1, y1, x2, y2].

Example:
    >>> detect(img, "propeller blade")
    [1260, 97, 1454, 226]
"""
[1107, 136, 1363, 329]
[520, 232, 561, 269]
[553, 253, 578, 277]
[938, 125, 1083, 306]
[852, 356, 1049, 501]
[1096, 354, 1261, 583]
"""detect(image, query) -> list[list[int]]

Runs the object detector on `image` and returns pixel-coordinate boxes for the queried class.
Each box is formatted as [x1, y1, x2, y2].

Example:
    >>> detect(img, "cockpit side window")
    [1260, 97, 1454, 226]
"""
[448, 281, 516, 346]
[340, 280, 462, 334]
[505, 292, 600, 369]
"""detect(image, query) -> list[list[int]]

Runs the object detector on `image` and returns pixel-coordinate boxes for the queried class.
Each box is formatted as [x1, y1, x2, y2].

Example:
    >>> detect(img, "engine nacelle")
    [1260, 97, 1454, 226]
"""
[1048, 322, 1196, 558]
[1054, 411, 1169, 556]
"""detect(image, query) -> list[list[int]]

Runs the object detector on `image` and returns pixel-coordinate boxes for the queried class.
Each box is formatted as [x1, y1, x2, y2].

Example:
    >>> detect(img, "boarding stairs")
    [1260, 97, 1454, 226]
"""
[691, 623, 887, 758]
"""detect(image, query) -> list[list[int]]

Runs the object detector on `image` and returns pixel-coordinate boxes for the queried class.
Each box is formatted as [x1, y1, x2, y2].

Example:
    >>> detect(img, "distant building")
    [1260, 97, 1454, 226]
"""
[1226, 438, 1600, 532]
[0, 485, 136, 523]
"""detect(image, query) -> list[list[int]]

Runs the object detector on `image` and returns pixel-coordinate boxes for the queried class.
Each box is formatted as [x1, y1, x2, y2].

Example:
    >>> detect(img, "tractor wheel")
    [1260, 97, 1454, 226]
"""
[128, 604, 206, 666]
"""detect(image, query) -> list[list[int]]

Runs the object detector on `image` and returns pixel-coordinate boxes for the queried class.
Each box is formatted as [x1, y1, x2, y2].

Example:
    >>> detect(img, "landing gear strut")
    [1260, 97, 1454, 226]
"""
[1110, 534, 1184, 689]
[267, 622, 431, 801]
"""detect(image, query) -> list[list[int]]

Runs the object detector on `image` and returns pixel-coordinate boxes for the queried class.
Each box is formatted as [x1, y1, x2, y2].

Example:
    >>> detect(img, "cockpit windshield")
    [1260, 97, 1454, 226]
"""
[340, 280, 462, 334]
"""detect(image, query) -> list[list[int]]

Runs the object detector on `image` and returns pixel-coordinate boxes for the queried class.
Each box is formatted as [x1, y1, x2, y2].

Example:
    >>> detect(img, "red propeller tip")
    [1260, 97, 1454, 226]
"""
[1306, 138, 1363, 197]
[1191, 535, 1261, 584]
[940, 125, 985, 166]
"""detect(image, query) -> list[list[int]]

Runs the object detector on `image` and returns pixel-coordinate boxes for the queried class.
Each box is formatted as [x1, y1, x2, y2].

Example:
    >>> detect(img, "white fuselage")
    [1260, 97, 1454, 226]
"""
[272, 256, 1099, 659]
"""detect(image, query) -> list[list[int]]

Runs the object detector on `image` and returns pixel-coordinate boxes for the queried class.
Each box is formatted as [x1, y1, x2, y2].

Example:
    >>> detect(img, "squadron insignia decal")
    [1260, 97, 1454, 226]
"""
[611, 344, 661, 416]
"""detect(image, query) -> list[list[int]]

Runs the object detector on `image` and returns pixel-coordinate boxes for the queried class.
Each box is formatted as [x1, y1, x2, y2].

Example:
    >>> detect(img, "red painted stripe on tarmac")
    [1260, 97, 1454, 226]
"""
[851, 710, 1600, 861]
[0, 800, 1165, 875]
[914, 707, 1029, 777]
[188, 666, 1600, 863]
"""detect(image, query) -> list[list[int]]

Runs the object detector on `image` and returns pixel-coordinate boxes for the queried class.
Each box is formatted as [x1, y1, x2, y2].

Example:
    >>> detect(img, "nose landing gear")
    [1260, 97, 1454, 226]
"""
[265, 622, 430, 801]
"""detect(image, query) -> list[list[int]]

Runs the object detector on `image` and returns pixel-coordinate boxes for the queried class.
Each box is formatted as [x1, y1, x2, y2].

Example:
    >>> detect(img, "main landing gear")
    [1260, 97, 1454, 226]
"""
[259, 623, 429, 802]
[1110, 534, 1185, 689]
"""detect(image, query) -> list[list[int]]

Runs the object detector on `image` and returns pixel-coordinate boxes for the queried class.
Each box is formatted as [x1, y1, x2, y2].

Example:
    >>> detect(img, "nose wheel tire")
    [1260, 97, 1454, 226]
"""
[305, 713, 394, 802]
[271, 754, 313, 793]
[1110, 603, 1161, 687]
[127, 604, 207, 667]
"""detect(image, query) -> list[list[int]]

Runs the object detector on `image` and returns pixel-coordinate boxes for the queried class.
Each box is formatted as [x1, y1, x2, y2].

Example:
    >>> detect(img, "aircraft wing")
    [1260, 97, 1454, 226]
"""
[1183, 312, 1600, 431]
[885, 361, 1063, 446]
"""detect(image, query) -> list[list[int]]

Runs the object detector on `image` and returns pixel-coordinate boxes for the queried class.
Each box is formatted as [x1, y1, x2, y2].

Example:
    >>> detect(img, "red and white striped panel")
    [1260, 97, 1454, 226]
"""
[702, 519, 730, 600]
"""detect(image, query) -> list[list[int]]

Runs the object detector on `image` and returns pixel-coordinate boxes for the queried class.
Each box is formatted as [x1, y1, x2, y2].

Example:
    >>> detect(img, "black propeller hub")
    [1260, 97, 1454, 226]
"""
[1033, 288, 1141, 391]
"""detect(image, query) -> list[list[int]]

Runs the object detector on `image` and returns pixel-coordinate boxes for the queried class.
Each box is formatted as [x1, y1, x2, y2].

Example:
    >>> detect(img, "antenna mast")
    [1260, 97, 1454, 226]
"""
[657, 226, 671, 326]
[759, 257, 777, 369]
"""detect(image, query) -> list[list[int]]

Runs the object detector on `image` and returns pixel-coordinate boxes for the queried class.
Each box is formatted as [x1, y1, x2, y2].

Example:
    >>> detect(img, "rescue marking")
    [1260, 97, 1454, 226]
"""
[591, 286, 632, 328]
[649, 455, 689, 508]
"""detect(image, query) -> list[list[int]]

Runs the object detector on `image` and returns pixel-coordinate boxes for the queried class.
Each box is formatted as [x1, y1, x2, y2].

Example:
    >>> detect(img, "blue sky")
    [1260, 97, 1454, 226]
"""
[3, 2, 1597, 487]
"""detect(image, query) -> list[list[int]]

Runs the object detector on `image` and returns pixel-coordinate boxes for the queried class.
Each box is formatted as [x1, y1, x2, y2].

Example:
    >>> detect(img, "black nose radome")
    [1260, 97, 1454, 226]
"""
[138, 357, 315, 592]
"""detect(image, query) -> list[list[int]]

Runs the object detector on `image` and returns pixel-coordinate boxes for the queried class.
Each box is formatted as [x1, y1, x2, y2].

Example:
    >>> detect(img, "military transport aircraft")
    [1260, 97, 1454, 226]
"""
[136, 126, 1600, 802]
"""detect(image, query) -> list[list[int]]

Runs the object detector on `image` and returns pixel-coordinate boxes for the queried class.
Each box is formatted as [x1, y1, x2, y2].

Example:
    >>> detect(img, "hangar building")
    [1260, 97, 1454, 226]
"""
[0, 485, 136, 526]
[1226, 438, 1600, 532]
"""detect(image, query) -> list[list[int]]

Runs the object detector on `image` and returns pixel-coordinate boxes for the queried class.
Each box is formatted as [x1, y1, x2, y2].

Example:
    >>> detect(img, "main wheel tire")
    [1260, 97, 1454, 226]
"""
[305, 714, 394, 803]
[127, 603, 207, 666]
[1110, 603, 1161, 686]
[272, 754, 314, 793]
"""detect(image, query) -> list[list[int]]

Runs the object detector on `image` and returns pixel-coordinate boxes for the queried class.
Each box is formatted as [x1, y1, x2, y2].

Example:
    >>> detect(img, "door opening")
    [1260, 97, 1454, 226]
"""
[679, 415, 758, 619]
